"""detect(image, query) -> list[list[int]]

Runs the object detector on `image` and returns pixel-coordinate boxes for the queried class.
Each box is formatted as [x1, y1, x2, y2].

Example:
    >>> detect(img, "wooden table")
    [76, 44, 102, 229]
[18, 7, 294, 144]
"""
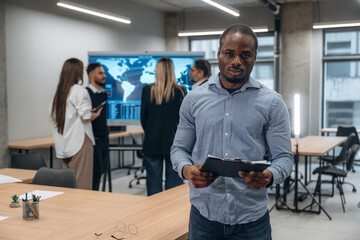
[8, 127, 144, 168]
[0, 168, 37, 183]
[320, 127, 360, 136]
[0, 183, 190, 240]
[274, 136, 347, 218]
[291, 136, 347, 156]
[290, 136, 347, 185]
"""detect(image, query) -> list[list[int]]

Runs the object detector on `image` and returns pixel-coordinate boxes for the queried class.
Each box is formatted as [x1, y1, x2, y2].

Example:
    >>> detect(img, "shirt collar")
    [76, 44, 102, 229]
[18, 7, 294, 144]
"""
[209, 73, 260, 93]
[191, 78, 208, 89]
[88, 83, 104, 93]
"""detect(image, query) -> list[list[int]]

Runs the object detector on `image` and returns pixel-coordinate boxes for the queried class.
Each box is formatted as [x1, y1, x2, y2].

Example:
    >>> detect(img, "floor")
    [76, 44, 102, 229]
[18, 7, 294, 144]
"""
[101, 161, 360, 240]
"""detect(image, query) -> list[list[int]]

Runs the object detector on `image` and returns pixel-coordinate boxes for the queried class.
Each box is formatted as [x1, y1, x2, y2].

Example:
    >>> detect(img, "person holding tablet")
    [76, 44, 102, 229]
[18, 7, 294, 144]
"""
[86, 62, 110, 191]
[171, 24, 293, 239]
[50, 58, 101, 190]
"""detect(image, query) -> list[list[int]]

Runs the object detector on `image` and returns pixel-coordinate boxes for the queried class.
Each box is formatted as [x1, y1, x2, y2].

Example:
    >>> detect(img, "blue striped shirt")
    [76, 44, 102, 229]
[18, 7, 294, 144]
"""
[171, 75, 294, 225]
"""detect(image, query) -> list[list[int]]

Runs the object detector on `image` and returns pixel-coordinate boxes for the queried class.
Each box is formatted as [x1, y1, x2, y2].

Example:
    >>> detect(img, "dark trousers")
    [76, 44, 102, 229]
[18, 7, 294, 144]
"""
[143, 154, 183, 196]
[189, 205, 272, 240]
[92, 137, 109, 191]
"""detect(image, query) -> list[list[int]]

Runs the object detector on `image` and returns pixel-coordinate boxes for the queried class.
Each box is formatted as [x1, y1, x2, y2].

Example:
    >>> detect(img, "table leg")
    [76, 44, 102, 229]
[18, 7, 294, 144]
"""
[305, 156, 308, 185]
[50, 146, 53, 168]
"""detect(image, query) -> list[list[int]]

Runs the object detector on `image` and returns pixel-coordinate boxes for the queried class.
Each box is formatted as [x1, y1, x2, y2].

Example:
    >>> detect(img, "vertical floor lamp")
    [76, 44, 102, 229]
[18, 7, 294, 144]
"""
[270, 94, 332, 220]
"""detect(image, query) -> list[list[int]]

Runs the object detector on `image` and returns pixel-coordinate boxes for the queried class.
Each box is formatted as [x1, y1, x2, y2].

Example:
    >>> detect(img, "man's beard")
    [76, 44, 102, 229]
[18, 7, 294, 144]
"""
[95, 78, 106, 87]
[221, 73, 248, 84]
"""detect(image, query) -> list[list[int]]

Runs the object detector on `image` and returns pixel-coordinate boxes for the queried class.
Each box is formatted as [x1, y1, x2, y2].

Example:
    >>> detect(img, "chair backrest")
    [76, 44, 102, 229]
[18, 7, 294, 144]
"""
[129, 133, 144, 159]
[346, 144, 360, 172]
[335, 133, 356, 165]
[11, 153, 46, 170]
[32, 167, 77, 188]
[336, 126, 360, 147]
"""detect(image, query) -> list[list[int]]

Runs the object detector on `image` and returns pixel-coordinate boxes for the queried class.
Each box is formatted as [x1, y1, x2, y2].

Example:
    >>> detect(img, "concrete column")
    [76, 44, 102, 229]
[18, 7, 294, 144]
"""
[0, 0, 9, 167]
[280, 1, 313, 137]
[165, 12, 179, 51]
[165, 12, 188, 51]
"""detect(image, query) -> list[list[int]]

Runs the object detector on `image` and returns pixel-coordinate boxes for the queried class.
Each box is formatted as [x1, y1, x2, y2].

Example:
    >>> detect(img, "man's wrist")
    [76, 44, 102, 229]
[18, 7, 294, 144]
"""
[266, 176, 274, 188]
[182, 164, 192, 180]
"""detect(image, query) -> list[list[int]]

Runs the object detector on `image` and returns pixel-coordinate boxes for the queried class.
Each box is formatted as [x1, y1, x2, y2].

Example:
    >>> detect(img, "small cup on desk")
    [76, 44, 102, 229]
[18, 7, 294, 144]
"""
[22, 200, 39, 221]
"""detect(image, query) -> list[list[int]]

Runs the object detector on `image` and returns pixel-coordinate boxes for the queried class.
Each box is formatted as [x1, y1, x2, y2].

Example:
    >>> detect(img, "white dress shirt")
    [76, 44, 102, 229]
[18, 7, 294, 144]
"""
[88, 83, 104, 93]
[50, 84, 95, 159]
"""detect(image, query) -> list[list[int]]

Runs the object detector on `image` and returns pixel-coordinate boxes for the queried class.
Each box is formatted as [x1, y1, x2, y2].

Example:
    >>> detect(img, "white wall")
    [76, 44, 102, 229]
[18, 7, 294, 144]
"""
[6, 0, 165, 141]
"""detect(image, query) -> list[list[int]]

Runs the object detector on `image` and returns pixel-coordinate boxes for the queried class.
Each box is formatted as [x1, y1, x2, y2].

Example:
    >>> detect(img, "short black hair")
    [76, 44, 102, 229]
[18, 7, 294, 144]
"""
[86, 62, 102, 75]
[194, 59, 212, 78]
[219, 23, 258, 50]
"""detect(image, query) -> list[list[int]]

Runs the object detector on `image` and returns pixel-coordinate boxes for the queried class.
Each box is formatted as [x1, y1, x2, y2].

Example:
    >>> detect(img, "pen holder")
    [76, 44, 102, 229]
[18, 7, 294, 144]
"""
[22, 200, 39, 221]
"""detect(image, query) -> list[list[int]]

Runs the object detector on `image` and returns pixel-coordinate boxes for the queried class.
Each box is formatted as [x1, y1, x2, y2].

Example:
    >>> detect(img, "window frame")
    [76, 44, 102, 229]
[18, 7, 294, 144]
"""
[322, 27, 360, 128]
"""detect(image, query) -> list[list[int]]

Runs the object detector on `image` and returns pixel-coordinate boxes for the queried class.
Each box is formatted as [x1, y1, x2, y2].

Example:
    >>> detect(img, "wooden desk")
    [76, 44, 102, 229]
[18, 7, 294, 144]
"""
[0, 183, 189, 240]
[8, 127, 144, 168]
[276, 136, 347, 218]
[291, 136, 347, 156]
[0, 168, 37, 183]
[53, 184, 190, 240]
[290, 136, 347, 185]
[320, 127, 360, 136]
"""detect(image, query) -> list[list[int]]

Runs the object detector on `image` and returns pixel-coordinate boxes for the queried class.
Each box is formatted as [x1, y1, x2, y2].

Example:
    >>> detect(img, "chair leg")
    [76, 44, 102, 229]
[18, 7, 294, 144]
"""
[336, 179, 346, 212]
[310, 173, 322, 210]
[342, 181, 357, 193]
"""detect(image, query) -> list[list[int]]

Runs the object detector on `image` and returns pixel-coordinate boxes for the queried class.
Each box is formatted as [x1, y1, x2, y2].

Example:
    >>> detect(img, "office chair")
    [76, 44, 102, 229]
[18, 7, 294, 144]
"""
[128, 133, 146, 188]
[312, 144, 360, 212]
[32, 167, 77, 188]
[320, 133, 356, 167]
[335, 126, 360, 170]
[11, 152, 46, 170]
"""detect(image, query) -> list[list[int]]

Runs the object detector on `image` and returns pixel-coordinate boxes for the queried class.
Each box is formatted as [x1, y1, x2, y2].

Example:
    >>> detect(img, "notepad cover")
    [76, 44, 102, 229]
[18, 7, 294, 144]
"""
[200, 156, 270, 178]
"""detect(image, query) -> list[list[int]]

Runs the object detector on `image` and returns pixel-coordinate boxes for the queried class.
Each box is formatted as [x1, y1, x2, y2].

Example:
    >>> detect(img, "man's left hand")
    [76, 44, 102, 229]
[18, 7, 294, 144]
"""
[238, 169, 273, 190]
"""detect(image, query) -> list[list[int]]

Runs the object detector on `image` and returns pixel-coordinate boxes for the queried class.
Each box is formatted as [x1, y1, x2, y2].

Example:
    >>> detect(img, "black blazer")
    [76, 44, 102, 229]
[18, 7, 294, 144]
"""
[141, 84, 186, 155]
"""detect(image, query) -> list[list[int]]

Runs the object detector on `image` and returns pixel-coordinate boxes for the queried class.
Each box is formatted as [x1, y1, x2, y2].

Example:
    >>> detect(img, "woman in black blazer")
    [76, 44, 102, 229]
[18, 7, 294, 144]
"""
[141, 58, 186, 196]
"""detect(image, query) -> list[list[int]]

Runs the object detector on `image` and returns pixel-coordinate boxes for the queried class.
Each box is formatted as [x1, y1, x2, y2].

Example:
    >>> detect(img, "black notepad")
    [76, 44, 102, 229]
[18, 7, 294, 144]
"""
[200, 155, 270, 178]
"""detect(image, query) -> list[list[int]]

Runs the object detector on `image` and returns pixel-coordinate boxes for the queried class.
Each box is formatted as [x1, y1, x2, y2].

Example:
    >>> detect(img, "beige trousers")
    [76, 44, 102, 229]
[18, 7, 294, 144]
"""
[62, 134, 93, 190]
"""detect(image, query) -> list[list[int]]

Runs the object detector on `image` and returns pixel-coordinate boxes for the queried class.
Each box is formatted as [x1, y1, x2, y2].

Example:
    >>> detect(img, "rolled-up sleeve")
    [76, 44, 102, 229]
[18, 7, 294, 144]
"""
[74, 86, 92, 121]
[266, 95, 294, 185]
[171, 95, 197, 179]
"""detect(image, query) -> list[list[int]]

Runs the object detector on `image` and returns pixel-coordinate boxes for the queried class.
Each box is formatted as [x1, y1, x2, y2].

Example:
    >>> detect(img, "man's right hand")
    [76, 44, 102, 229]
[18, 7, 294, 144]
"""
[182, 164, 217, 188]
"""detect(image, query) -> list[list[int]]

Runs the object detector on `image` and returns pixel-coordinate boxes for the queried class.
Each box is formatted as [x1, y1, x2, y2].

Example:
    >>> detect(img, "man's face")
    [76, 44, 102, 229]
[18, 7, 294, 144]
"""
[92, 66, 106, 86]
[217, 32, 257, 86]
[189, 64, 202, 83]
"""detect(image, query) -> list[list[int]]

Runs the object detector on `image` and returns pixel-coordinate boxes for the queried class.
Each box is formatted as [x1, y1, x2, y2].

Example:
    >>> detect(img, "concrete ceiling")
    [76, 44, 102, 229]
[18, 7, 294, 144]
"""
[127, 0, 331, 12]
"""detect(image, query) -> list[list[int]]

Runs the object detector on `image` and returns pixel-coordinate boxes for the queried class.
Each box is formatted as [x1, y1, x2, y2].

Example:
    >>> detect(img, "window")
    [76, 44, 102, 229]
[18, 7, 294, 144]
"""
[323, 29, 360, 128]
[190, 33, 275, 90]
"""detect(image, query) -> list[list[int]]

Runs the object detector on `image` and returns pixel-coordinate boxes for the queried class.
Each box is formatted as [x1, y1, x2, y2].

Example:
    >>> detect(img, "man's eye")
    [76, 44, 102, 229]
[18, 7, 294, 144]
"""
[226, 52, 234, 57]
[241, 54, 250, 59]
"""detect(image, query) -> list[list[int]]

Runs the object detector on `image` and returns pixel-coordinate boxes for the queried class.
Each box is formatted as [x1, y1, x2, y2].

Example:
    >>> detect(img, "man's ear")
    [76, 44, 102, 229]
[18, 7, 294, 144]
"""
[199, 70, 204, 79]
[217, 48, 221, 59]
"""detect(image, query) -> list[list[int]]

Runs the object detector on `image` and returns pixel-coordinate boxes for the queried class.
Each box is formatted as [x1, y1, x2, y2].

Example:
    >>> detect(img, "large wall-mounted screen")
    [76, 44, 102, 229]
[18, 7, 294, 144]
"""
[88, 52, 205, 125]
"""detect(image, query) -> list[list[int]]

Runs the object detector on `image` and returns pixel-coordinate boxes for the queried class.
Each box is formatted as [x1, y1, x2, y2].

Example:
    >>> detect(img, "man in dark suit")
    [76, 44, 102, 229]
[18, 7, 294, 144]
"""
[86, 63, 109, 191]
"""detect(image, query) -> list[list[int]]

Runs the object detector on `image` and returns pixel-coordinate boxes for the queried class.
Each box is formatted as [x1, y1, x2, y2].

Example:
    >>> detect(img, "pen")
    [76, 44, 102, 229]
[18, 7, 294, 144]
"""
[25, 200, 39, 218]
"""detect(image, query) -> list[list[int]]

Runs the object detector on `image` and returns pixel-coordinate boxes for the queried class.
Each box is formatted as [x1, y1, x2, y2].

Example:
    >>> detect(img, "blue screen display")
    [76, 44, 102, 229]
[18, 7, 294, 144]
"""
[88, 53, 204, 123]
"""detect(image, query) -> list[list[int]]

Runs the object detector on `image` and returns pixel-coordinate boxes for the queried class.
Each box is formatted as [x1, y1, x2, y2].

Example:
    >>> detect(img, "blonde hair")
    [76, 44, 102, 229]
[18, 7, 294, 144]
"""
[150, 58, 184, 105]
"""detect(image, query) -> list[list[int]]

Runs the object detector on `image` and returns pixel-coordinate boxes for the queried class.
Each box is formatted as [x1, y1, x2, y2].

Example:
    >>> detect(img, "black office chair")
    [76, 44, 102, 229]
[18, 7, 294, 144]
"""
[128, 133, 146, 188]
[312, 144, 360, 212]
[32, 167, 77, 188]
[336, 126, 360, 170]
[11, 153, 46, 170]
[319, 133, 356, 167]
